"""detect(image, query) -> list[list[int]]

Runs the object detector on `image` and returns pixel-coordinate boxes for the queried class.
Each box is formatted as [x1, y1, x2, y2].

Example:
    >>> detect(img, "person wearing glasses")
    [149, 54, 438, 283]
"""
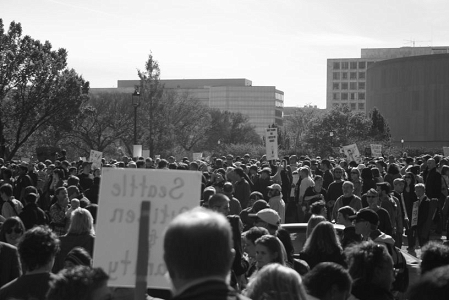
[0, 217, 26, 247]
[327, 166, 345, 221]
[363, 189, 393, 236]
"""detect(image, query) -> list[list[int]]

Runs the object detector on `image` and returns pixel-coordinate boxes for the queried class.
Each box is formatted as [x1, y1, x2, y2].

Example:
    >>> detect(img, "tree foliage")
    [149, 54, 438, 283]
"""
[0, 19, 88, 160]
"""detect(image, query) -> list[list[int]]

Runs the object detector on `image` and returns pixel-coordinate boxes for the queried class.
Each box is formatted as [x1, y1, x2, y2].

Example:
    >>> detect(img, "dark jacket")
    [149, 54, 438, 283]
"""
[0, 242, 21, 288]
[19, 203, 48, 230]
[171, 280, 250, 300]
[351, 279, 395, 300]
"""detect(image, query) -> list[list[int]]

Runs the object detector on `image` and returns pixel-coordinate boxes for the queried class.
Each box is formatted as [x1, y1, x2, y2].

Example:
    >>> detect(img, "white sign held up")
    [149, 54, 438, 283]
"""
[89, 150, 103, 169]
[370, 144, 382, 158]
[342, 144, 362, 163]
[443, 147, 449, 157]
[133, 145, 142, 158]
[192, 153, 203, 161]
[266, 128, 279, 160]
[93, 168, 201, 288]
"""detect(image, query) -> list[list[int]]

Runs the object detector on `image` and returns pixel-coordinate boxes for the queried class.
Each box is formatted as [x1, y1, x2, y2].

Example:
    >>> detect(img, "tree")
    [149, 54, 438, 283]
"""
[368, 107, 391, 141]
[0, 19, 88, 160]
[284, 106, 322, 151]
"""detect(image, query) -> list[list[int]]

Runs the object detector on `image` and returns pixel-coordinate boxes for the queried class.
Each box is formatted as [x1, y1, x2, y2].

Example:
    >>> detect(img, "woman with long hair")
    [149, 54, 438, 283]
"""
[300, 221, 346, 269]
[0, 217, 26, 246]
[254, 235, 287, 270]
[52, 208, 95, 273]
[384, 164, 401, 187]
[306, 215, 326, 239]
[350, 168, 362, 197]
[361, 167, 376, 195]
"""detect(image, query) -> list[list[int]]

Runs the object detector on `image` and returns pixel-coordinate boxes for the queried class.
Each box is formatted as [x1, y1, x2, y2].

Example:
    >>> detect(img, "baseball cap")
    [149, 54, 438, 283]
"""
[349, 208, 379, 225]
[249, 208, 280, 226]
[267, 184, 282, 192]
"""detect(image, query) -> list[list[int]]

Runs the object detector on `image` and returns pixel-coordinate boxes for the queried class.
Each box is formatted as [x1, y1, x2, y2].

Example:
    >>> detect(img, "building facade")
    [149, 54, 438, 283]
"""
[366, 54, 449, 148]
[96, 78, 284, 137]
[327, 47, 449, 112]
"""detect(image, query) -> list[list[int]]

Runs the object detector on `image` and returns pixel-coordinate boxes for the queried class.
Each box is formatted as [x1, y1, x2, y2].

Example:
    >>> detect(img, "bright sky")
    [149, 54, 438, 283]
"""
[3, 0, 449, 108]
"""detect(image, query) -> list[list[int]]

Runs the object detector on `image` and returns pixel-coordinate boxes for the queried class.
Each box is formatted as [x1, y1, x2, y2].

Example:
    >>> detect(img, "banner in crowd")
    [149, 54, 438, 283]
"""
[370, 144, 382, 158]
[133, 145, 142, 158]
[93, 168, 201, 288]
[443, 147, 449, 157]
[342, 144, 362, 163]
[266, 128, 279, 160]
[89, 150, 103, 169]
[193, 152, 203, 161]
[142, 150, 150, 158]
[80, 157, 87, 162]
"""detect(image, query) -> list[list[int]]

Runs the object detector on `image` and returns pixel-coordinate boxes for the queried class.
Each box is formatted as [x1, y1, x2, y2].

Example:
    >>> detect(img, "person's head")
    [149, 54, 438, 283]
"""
[304, 221, 342, 255]
[333, 167, 343, 180]
[233, 167, 245, 180]
[350, 208, 379, 236]
[255, 235, 286, 269]
[208, 194, 230, 216]
[321, 159, 331, 171]
[342, 181, 354, 197]
[64, 246, 93, 269]
[250, 208, 280, 235]
[276, 228, 295, 262]
[314, 175, 323, 189]
[24, 192, 38, 205]
[306, 215, 326, 238]
[376, 182, 391, 196]
[0, 183, 13, 198]
[365, 188, 380, 208]
[260, 167, 271, 179]
[420, 241, 449, 275]
[245, 264, 308, 300]
[243, 226, 269, 258]
[67, 185, 80, 200]
[427, 158, 437, 170]
[337, 206, 356, 227]
[350, 168, 360, 181]
[267, 184, 282, 198]
[222, 181, 234, 196]
[346, 241, 395, 291]
[47, 266, 110, 300]
[408, 265, 449, 300]
[310, 200, 327, 218]
[18, 225, 60, 272]
[163, 208, 234, 288]
[393, 178, 405, 193]
[0, 216, 26, 246]
[248, 191, 264, 207]
[55, 187, 69, 206]
[404, 171, 416, 188]
[303, 262, 352, 300]
[415, 183, 425, 198]
[361, 167, 374, 181]
[300, 167, 310, 179]
[67, 208, 95, 235]
[82, 161, 92, 173]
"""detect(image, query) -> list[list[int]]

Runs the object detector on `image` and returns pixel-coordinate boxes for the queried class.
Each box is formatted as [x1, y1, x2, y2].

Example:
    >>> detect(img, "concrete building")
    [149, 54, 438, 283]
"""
[94, 78, 284, 136]
[327, 47, 449, 112]
[366, 54, 449, 148]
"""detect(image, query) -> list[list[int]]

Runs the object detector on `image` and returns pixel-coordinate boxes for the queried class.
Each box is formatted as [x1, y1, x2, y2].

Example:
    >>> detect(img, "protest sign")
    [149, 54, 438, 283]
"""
[93, 168, 201, 288]
[142, 150, 150, 158]
[192, 152, 203, 161]
[133, 145, 142, 158]
[80, 157, 87, 162]
[21, 157, 30, 162]
[89, 150, 103, 169]
[443, 147, 449, 157]
[370, 144, 382, 158]
[266, 128, 278, 160]
[342, 144, 362, 163]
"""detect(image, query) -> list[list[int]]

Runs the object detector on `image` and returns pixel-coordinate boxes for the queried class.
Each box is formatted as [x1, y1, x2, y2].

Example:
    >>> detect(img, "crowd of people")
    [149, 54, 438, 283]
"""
[1, 150, 449, 299]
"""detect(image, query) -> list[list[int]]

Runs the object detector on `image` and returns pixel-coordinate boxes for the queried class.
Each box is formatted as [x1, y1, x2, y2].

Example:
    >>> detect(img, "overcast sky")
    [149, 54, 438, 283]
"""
[3, 0, 448, 108]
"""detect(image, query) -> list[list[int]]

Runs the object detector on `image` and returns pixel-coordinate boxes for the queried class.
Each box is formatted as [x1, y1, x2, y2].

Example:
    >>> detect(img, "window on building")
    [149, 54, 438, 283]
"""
[359, 72, 366, 79]
[350, 93, 356, 100]
[333, 62, 340, 69]
[350, 82, 357, 90]
[341, 93, 348, 100]
[350, 62, 357, 69]
[342, 72, 348, 80]
[333, 93, 340, 100]
[350, 103, 356, 110]
[341, 62, 349, 69]
[358, 61, 366, 69]
[358, 82, 365, 89]
[341, 83, 348, 90]
[358, 92, 365, 100]
[358, 103, 365, 110]
[350, 72, 357, 80]
[333, 72, 340, 80]
[333, 83, 340, 90]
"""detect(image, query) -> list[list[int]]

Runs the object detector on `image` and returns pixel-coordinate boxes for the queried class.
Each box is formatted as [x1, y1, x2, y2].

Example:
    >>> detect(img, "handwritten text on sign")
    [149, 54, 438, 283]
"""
[93, 168, 201, 288]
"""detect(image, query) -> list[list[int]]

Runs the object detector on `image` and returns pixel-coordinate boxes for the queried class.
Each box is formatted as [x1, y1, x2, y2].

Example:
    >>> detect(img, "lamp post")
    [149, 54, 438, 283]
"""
[329, 131, 335, 155]
[132, 87, 141, 145]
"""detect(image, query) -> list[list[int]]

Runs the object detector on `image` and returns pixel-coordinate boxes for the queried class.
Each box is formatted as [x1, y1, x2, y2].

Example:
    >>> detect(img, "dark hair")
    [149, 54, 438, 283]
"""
[404, 171, 416, 191]
[244, 226, 269, 244]
[18, 226, 60, 271]
[420, 241, 449, 275]
[310, 200, 326, 215]
[370, 167, 380, 179]
[136, 160, 145, 168]
[408, 265, 449, 300]
[338, 206, 356, 219]
[24, 193, 38, 204]
[158, 159, 168, 169]
[0, 183, 13, 197]
[387, 163, 400, 175]
[2, 168, 12, 179]
[64, 247, 92, 267]
[377, 182, 391, 194]
[0, 217, 26, 243]
[276, 228, 295, 263]
[313, 175, 323, 182]
[47, 266, 108, 300]
[303, 262, 352, 298]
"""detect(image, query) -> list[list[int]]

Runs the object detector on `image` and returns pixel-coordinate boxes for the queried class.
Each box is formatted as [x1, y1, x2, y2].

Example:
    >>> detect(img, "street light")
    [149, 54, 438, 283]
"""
[132, 86, 141, 145]
[329, 131, 335, 146]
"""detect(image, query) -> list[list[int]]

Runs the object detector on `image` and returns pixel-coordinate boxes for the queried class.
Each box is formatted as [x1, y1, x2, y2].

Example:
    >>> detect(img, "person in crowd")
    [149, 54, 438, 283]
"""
[244, 264, 308, 300]
[391, 178, 406, 247]
[63, 246, 93, 269]
[254, 234, 287, 270]
[303, 175, 327, 221]
[0, 241, 21, 288]
[242, 227, 270, 280]
[0, 184, 23, 218]
[254, 167, 275, 200]
[46, 266, 111, 300]
[419, 240, 449, 275]
[233, 167, 252, 209]
[306, 214, 326, 239]
[326, 167, 345, 220]
[49, 187, 70, 236]
[209, 193, 231, 216]
[384, 163, 401, 187]
[303, 262, 352, 300]
[300, 221, 346, 269]
[227, 214, 249, 291]
[361, 167, 376, 194]
[163, 207, 248, 300]
[336, 206, 361, 248]
[364, 188, 393, 235]
[351, 208, 395, 245]
[276, 228, 309, 275]
[84, 176, 100, 205]
[350, 168, 362, 197]
[78, 161, 94, 192]
[0, 217, 26, 246]
[296, 167, 314, 206]
[240, 193, 267, 230]
[267, 184, 285, 224]
[407, 265, 449, 300]
[310, 200, 327, 220]
[320, 159, 334, 190]
[0, 226, 60, 300]
[332, 181, 362, 221]
[403, 172, 418, 251]
[371, 167, 384, 184]
[414, 183, 438, 247]
[345, 241, 396, 300]
[19, 192, 48, 230]
[249, 208, 281, 235]
[222, 182, 242, 215]
[425, 157, 444, 233]
[52, 208, 95, 273]
[377, 182, 401, 238]
[13, 163, 33, 202]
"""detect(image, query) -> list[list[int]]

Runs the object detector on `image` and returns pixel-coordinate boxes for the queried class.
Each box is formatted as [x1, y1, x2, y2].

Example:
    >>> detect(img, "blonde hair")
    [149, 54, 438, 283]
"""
[67, 208, 95, 236]
[306, 215, 326, 238]
[245, 264, 308, 300]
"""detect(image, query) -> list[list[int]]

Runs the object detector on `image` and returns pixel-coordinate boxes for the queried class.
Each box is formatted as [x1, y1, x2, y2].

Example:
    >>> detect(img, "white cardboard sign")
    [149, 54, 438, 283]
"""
[133, 145, 142, 158]
[266, 128, 279, 160]
[93, 168, 201, 288]
[342, 144, 362, 163]
[89, 150, 103, 169]
[443, 147, 449, 157]
[370, 144, 382, 158]
[192, 152, 203, 161]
